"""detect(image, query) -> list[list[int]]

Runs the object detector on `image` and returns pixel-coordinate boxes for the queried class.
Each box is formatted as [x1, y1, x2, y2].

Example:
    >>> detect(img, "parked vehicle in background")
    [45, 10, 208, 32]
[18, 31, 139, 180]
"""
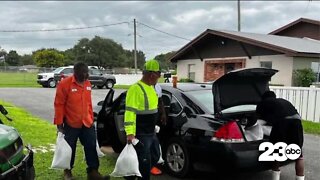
[0, 105, 35, 179]
[53, 66, 74, 85]
[54, 66, 116, 89]
[95, 68, 293, 177]
[36, 67, 71, 88]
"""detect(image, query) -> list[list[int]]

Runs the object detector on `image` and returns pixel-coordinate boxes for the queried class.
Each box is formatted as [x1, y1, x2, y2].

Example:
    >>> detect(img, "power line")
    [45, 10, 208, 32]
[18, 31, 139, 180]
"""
[0, 22, 130, 33]
[136, 21, 192, 41]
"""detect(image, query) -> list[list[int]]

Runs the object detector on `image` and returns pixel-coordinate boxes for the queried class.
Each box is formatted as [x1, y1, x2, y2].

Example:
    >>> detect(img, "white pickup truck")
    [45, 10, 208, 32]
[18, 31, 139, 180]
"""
[37, 67, 73, 88]
[36, 70, 57, 88]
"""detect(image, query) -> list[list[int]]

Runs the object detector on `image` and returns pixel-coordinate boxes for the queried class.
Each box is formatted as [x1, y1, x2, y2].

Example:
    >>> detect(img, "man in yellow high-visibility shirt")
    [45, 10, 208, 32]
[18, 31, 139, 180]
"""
[124, 59, 161, 180]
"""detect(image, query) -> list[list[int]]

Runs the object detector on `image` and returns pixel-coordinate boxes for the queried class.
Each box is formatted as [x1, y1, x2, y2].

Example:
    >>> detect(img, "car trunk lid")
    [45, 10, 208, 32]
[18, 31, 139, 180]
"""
[212, 68, 278, 114]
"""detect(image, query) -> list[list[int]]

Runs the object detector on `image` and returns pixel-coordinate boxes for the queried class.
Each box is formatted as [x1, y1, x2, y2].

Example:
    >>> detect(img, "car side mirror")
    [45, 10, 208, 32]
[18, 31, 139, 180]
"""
[171, 107, 188, 129]
[183, 106, 197, 118]
[97, 101, 104, 106]
[118, 109, 125, 115]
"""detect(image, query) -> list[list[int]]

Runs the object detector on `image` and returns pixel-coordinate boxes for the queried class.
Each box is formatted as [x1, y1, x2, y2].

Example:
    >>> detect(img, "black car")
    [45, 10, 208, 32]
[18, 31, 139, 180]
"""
[95, 68, 291, 177]
[54, 67, 116, 89]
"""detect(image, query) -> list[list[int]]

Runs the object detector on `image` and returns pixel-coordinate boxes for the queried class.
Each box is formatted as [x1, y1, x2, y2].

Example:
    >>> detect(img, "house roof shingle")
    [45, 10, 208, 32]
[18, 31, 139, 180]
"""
[219, 30, 320, 54]
[170, 29, 320, 62]
[269, 18, 320, 35]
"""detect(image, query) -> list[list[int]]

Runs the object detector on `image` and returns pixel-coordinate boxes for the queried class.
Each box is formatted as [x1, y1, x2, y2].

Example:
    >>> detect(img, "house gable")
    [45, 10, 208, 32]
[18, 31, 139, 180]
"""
[175, 33, 282, 61]
[269, 18, 320, 40]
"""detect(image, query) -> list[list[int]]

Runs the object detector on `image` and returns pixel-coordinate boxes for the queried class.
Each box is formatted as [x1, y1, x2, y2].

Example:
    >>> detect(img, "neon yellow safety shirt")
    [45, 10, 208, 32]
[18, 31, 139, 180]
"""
[124, 80, 159, 136]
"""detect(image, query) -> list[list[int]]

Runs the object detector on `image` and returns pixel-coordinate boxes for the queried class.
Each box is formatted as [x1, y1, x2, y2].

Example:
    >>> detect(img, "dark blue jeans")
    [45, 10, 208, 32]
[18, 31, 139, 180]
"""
[64, 123, 99, 173]
[133, 134, 160, 180]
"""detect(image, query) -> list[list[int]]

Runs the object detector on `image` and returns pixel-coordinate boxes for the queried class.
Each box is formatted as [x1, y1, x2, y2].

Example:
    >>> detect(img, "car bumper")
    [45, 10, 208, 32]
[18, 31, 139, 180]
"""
[188, 140, 292, 172]
[37, 80, 47, 85]
[0, 146, 34, 179]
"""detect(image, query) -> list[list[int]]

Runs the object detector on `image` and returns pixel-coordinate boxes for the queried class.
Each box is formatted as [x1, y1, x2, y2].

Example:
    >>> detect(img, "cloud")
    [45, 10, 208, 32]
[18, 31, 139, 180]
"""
[0, 1, 319, 60]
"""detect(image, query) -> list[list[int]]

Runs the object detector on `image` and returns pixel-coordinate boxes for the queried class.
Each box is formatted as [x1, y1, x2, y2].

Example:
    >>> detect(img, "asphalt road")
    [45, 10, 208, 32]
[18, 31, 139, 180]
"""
[0, 88, 319, 180]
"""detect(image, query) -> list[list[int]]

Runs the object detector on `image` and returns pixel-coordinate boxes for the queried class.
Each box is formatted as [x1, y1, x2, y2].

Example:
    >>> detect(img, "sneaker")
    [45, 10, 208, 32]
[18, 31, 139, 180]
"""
[150, 167, 162, 175]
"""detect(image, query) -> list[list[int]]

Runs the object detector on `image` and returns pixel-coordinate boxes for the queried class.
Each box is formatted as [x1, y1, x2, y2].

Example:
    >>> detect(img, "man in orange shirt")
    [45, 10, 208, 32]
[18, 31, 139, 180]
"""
[54, 62, 109, 180]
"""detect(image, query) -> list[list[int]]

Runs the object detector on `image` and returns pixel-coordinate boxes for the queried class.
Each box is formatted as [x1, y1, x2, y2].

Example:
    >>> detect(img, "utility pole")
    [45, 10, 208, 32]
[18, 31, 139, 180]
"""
[134, 19, 137, 74]
[238, 0, 241, 32]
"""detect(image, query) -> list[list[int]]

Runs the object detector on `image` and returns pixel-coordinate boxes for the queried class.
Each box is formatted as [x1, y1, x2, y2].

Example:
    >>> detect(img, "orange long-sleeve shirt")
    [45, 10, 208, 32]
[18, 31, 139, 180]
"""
[54, 75, 93, 128]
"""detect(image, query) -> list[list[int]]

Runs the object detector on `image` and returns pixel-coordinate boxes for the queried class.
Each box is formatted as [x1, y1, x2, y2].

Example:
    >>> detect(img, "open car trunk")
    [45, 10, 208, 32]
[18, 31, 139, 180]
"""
[212, 68, 278, 142]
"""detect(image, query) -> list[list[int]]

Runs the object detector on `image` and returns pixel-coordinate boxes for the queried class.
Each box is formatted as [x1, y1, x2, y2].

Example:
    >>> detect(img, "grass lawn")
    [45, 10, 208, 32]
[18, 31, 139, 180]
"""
[302, 120, 320, 135]
[0, 100, 120, 180]
[0, 72, 41, 87]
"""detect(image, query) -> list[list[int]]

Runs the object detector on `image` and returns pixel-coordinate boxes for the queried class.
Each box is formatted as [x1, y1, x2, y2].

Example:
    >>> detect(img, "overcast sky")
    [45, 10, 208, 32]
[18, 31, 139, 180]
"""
[0, 1, 319, 59]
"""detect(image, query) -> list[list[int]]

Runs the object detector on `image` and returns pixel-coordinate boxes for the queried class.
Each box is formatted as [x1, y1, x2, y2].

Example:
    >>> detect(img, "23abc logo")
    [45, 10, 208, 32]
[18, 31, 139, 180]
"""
[258, 142, 301, 161]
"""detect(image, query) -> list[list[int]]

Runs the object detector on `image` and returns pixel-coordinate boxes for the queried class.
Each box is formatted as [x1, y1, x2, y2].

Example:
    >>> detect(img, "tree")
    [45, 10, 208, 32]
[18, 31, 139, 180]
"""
[72, 36, 130, 69]
[62, 48, 76, 66]
[32, 48, 65, 67]
[124, 50, 146, 69]
[293, 68, 316, 87]
[5, 50, 20, 66]
[20, 54, 34, 65]
[154, 51, 176, 71]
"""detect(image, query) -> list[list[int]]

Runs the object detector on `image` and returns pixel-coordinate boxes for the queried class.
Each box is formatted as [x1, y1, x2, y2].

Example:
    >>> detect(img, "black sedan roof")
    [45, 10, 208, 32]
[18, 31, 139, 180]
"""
[160, 83, 212, 92]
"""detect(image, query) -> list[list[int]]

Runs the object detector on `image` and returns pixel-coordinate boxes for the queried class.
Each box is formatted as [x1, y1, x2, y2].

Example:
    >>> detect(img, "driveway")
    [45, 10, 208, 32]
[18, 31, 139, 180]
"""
[0, 88, 319, 180]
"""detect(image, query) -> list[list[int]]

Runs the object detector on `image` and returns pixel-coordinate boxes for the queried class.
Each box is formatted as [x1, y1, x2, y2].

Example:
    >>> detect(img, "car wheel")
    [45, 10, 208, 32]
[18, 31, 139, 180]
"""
[48, 79, 56, 88]
[105, 80, 114, 89]
[165, 138, 191, 178]
[97, 85, 104, 89]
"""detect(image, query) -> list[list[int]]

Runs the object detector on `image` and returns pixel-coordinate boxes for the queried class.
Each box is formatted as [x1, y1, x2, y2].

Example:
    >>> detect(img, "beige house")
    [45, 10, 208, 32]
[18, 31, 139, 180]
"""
[169, 18, 320, 86]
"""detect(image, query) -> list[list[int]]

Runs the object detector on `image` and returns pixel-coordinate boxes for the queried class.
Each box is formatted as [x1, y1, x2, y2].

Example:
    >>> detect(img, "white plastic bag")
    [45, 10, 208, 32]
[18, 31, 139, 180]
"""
[110, 143, 141, 177]
[83, 140, 105, 162]
[157, 144, 164, 164]
[243, 122, 264, 141]
[258, 119, 272, 136]
[96, 140, 105, 158]
[51, 132, 72, 169]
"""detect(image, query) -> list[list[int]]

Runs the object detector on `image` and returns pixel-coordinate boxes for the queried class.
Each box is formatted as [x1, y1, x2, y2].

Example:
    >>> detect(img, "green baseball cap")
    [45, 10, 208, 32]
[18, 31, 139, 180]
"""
[144, 59, 160, 72]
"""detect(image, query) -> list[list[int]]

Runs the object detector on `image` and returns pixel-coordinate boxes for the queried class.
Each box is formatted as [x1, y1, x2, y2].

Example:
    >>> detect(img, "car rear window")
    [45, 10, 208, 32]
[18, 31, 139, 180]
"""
[184, 90, 257, 114]
[184, 90, 214, 114]
[53, 67, 64, 73]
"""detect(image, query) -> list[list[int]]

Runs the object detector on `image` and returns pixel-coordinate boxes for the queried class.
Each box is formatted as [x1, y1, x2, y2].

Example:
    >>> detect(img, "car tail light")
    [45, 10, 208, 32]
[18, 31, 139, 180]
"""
[211, 121, 244, 142]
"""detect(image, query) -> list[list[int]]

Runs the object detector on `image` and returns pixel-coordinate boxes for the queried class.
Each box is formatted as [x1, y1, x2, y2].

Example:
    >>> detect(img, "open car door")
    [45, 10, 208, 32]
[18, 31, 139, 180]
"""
[97, 89, 114, 146]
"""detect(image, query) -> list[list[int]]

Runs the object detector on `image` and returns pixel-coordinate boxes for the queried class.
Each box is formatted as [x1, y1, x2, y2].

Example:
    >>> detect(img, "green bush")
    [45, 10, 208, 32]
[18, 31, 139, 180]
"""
[178, 78, 194, 82]
[293, 68, 316, 87]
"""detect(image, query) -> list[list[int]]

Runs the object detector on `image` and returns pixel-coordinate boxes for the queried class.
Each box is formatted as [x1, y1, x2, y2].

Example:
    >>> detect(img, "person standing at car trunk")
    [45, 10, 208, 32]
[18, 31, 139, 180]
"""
[54, 62, 109, 180]
[256, 91, 304, 180]
[124, 59, 161, 180]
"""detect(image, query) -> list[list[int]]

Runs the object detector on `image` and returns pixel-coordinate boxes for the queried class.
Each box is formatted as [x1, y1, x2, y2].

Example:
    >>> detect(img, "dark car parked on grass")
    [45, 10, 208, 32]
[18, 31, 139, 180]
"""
[0, 105, 34, 180]
[95, 68, 292, 178]
[54, 67, 116, 89]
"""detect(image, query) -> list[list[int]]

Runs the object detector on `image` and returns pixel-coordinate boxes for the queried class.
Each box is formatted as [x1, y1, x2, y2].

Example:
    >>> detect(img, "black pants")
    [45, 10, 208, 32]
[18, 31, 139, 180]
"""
[270, 118, 304, 148]
[64, 123, 99, 173]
